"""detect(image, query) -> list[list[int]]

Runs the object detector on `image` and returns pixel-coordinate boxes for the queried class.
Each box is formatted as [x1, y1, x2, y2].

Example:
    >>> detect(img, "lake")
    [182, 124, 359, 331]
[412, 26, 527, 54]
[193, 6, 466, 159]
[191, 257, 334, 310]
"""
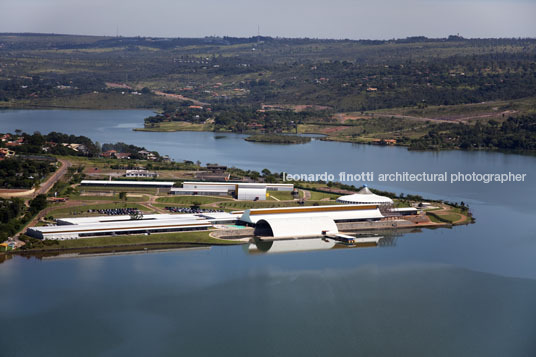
[0, 109, 535, 356]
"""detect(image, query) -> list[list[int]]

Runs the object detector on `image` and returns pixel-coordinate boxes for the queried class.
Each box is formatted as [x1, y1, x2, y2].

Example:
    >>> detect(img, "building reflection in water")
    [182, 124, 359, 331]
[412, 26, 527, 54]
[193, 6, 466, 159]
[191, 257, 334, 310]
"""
[246, 233, 399, 254]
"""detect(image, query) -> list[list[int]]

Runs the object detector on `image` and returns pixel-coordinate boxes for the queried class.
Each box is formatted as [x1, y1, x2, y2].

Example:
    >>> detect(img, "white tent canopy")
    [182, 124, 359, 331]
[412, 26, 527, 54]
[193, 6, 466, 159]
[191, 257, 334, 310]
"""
[337, 186, 394, 205]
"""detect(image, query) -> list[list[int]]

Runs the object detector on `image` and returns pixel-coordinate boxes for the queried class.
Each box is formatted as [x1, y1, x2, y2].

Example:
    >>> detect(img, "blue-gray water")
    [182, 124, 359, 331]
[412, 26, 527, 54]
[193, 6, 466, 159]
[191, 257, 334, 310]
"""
[0, 109, 535, 356]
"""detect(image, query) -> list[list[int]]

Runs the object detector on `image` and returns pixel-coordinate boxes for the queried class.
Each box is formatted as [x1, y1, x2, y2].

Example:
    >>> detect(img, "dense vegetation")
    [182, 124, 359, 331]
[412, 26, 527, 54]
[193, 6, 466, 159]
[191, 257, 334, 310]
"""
[406, 115, 536, 151]
[1, 131, 163, 159]
[0, 195, 47, 241]
[1, 33, 535, 151]
[2, 34, 535, 111]
[0, 159, 56, 189]
[101, 142, 160, 160]
[2, 131, 99, 156]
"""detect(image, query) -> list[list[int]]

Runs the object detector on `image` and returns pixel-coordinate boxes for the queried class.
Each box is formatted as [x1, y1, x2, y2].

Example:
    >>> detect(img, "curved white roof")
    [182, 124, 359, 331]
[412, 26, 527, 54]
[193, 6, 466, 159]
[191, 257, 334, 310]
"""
[337, 186, 393, 204]
[256, 216, 338, 238]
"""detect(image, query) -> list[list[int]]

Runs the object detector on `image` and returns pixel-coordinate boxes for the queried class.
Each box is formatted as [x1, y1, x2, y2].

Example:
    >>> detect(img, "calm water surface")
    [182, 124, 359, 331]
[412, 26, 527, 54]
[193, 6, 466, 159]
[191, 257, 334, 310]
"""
[0, 110, 535, 356]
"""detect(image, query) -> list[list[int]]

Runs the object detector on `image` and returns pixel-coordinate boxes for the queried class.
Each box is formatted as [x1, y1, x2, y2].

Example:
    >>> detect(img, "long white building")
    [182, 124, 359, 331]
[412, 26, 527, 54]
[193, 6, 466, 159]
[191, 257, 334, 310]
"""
[181, 182, 293, 191]
[27, 212, 239, 240]
[81, 180, 175, 189]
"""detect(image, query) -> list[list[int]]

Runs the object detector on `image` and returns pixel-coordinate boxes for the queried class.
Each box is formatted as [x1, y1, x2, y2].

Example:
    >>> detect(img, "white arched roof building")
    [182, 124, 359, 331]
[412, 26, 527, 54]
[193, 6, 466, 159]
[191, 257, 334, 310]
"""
[337, 186, 394, 205]
[254, 216, 338, 239]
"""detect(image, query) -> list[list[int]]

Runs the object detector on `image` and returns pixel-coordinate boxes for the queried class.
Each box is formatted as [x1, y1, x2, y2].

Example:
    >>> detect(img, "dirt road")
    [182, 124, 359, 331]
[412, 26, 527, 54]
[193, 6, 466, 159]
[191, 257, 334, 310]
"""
[35, 159, 72, 197]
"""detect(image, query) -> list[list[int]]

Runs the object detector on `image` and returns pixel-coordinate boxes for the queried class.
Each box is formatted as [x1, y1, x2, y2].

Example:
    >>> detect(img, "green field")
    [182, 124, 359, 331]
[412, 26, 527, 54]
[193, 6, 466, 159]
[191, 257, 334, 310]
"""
[72, 194, 150, 202]
[267, 191, 296, 200]
[307, 191, 340, 201]
[219, 200, 342, 211]
[426, 211, 462, 224]
[20, 231, 239, 251]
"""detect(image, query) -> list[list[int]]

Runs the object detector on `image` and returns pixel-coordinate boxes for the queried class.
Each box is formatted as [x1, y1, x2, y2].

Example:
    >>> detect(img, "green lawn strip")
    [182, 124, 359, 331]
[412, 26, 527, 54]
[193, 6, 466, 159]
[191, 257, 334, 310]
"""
[20, 231, 239, 251]
[426, 211, 461, 224]
[307, 191, 339, 200]
[267, 191, 295, 200]
[218, 200, 341, 211]
[156, 195, 232, 204]
[72, 194, 150, 202]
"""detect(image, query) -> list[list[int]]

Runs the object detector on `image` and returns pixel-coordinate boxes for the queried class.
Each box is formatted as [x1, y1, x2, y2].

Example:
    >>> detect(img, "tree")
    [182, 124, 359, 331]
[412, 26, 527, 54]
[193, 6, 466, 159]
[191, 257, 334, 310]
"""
[29, 194, 47, 215]
[118, 192, 127, 206]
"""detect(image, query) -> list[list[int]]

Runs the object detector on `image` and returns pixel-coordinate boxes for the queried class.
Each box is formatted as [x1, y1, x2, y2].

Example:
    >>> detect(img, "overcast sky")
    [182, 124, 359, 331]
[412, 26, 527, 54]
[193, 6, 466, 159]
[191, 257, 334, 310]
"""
[0, 0, 535, 39]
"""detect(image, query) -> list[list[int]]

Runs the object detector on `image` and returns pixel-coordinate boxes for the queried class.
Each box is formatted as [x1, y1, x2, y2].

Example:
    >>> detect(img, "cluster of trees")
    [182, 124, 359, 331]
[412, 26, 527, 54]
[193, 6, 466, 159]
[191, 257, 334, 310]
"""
[214, 108, 310, 132]
[0, 76, 105, 102]
[407, 115, 536, 151]
[4, 131, 99, 157]
[1, 131, 163, 159]
[0, 195, 47, 241]
[245, 134, 311, 144]
[0, 159, 56, 189]
[145, 104, 320, 133]
[101, 142, 158, 160]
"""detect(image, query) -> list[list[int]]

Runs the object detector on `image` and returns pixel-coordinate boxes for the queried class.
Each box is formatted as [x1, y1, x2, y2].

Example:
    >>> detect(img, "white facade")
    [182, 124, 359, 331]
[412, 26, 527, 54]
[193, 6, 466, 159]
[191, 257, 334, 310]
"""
[81, 180, 174, 188]
[182, 182, 293, 192]
[255, 216, 338, 238]
[170, 187, 230, 196]
[237, 187, 266, 201]
[125, 170, 157, 178]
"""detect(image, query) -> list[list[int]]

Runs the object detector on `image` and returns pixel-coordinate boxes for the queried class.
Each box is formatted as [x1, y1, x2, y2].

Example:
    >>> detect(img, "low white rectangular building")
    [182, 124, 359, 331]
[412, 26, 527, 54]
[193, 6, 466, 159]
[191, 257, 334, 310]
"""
[169, 187, 230, 196]
[125, 170, 158, 178]
[81, 180, 175, 189]
[182, 182, 293, 192]
[27, 214, 211, 240]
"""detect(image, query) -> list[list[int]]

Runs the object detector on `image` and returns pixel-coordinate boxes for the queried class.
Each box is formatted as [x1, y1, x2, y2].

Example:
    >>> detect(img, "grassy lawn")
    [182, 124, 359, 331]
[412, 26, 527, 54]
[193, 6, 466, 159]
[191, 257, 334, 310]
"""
[21, 231, 239, 251]
[72, 194, 150, 202]
[156, 195, 232, 204]
[267, 191, 296, 200]
[307, 191, 340, 201]
[47, 203, 152, 218]
[219, 200, 341, 211]
[426, 211, 462, 224]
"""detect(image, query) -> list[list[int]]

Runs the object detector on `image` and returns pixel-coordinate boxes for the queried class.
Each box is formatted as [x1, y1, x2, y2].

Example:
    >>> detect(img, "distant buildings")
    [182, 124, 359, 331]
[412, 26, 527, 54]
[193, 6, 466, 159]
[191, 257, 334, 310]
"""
[0, 148, 15, 160]
[170, 181, 293, 201]
[124, 169, 158, 178]
[81, 180, 174, 190]
[62, 143, 88, 154]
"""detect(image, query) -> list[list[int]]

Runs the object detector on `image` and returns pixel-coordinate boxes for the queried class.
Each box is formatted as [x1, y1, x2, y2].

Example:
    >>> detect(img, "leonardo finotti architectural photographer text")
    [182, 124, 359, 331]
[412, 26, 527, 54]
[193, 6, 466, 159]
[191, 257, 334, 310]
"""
[283, 171, 527, 184]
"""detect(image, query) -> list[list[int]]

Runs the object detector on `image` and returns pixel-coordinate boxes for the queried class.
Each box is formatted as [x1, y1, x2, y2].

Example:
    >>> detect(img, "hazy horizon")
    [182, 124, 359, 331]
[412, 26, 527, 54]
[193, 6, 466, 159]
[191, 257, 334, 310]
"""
[1, 0, 535, 40]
